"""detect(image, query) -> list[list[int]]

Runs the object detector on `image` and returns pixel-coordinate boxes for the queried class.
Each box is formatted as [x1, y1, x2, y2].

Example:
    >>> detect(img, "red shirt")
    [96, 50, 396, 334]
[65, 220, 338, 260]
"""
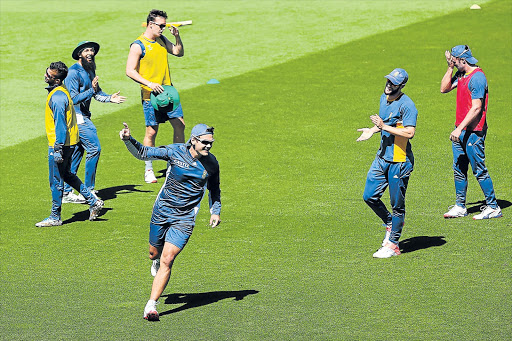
[456, 68, 488, 131]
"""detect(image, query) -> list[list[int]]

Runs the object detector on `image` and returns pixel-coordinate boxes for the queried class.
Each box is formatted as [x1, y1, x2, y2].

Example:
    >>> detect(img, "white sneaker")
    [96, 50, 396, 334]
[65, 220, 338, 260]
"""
[143, 300, 159, 321]
[473, 205, 503, 220]
[89, 199, 104, 221]
[35, 217, 63, 227]
[443, 205, 467, 219]
[145, 169, 157, 183]
[382, 223, 391, 247]
[151, 259, 160, 277]
[62, 192, 86, 204]
[373, 242, 401, 258]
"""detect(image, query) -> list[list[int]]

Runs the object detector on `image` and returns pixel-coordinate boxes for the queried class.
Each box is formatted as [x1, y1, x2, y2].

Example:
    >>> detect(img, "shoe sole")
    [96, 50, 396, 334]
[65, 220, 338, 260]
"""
[144, 312, 159, 321]
[443, 214, 467, 219]
[62, 200, 86, 204]
[473, 213, 503, 220]
[35, 222, 63, 227]
[145, 179, 158, 183]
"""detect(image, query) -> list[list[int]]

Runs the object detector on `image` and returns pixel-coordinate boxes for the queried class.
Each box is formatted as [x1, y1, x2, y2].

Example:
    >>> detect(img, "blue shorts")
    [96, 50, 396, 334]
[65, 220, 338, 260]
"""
[142, 100, 183, 127]
[149, 222, 192, 250]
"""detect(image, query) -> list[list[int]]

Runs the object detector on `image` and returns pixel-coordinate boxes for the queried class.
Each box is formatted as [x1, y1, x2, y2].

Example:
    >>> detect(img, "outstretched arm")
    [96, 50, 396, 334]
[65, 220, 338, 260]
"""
[120, 122, 170, 161]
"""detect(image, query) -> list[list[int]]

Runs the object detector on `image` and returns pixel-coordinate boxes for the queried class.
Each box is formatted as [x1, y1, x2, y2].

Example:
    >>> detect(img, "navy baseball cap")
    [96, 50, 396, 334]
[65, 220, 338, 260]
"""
[451, 45, 478, 64]
[384, 68, 408, 85]
[187, 124, 214, 144]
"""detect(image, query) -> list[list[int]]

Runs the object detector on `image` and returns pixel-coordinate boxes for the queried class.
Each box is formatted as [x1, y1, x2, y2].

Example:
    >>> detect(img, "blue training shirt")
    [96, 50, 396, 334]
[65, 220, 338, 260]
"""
[124, 137, 221, 233]
[377, 93, 418, 163]
[64, 63, 111, 118]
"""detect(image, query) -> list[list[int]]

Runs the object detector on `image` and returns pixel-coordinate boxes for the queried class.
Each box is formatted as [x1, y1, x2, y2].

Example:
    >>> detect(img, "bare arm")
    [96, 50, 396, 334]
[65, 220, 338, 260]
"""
[125, 44, 164, 93]
[370, 115, 415, 139]
[441, 50, 456, 93]
[449, 98, 483, 142]
[162, 26, 184, 56]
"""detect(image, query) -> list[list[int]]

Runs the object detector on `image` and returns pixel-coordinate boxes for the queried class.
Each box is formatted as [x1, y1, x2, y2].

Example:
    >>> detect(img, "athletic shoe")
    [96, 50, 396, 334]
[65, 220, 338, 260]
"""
[35, 217, 62, 227]
[382, 223, 391, 247]
[373, 242, 401, 258]
[89, 199, 104, 221]
[443, 205, 467, 219]
[62, 192, 86, 204]
[473, 205, 503, 220]
[145, 169, 157, 183]
[143, 300, 159, 321]
[151, 259, 160, 277]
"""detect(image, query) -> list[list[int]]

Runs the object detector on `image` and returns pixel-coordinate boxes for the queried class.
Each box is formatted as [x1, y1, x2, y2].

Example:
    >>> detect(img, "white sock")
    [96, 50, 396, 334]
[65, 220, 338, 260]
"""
[146, 299, 158, 307]
[145, 160, 153, 172]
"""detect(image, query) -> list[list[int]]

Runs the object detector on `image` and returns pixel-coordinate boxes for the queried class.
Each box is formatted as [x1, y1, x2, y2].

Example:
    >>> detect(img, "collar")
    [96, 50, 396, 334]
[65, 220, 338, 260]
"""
[386, 92, 404, 103]
[45, 84, 60, 93]
[465, 67, 479, 77]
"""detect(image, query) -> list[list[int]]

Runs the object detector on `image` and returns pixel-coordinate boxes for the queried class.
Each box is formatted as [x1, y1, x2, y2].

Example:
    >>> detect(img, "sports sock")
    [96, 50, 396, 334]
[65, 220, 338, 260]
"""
[145, 160, 153, 172]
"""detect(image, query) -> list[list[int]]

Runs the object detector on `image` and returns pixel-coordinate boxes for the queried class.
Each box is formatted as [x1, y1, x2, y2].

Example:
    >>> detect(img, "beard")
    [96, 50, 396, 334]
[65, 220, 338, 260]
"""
[384, 84, 400, 96]
[81, 56, 96, 71]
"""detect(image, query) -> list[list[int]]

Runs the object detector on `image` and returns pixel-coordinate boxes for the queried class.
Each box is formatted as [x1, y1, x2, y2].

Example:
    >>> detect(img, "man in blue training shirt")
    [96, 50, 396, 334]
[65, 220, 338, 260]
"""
[62, 41, 126, 203]
[120, 122, 221, 321]
[357, 68, 418, 258]
[36, 61, 104, 227]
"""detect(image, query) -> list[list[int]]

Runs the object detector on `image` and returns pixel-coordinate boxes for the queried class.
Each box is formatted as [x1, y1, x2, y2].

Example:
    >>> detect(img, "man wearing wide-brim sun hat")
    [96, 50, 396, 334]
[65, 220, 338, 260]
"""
[61, 40, 127, 204]
[72, 40, 100, 60]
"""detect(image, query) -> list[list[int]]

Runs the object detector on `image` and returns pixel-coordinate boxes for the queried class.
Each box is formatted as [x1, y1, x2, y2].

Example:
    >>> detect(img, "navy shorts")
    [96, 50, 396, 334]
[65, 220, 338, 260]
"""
[149, 222, 192, 250]
[143, 100, 183, 127]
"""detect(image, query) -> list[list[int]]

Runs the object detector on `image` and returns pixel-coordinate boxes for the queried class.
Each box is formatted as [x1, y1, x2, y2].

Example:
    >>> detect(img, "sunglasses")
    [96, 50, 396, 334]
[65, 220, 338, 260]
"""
[151, 21, 167, 29]
[453, 45, 469, 58]
[194, 137, 215, 146]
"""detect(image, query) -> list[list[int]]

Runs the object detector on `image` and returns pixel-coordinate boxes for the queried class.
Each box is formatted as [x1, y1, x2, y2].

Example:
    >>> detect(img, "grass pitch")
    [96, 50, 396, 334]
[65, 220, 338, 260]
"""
[1, 0, 511, 340]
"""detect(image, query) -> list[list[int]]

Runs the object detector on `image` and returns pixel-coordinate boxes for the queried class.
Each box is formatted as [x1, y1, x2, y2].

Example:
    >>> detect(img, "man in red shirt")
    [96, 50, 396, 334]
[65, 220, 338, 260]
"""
[440, 45, 502, 220]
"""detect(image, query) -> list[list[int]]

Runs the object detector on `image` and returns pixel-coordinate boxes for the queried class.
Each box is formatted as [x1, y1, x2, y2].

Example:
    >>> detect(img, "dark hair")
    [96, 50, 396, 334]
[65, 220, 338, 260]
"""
[147, 9, 167, 25]
[49, 61, 68, 80]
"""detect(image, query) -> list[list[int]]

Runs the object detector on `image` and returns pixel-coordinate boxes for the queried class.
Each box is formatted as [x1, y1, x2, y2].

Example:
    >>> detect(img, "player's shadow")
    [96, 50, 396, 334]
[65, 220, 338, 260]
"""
[399, 236, 446, 254]
[159, 290, 259, 316]
[156, 168, 168, 179]
[95, 184, 152, 201]
[62, 207, 112, 224]
[466, 199, 512, 214]
[62, 185, 151, 224]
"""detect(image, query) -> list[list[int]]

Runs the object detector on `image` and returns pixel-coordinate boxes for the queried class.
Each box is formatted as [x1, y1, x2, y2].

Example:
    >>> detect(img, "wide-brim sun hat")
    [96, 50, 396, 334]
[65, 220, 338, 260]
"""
[72, 41, 100, 60]
[150, 85, 181, 112]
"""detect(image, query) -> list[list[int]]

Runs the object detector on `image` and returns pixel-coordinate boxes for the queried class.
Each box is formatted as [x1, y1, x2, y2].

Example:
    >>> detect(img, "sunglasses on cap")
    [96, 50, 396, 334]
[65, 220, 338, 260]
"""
[453, 45, 469, 58]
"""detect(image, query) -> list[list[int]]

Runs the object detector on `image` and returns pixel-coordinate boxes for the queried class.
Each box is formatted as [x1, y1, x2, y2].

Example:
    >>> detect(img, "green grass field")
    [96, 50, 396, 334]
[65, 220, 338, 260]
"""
[1, 0, 511, 340]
